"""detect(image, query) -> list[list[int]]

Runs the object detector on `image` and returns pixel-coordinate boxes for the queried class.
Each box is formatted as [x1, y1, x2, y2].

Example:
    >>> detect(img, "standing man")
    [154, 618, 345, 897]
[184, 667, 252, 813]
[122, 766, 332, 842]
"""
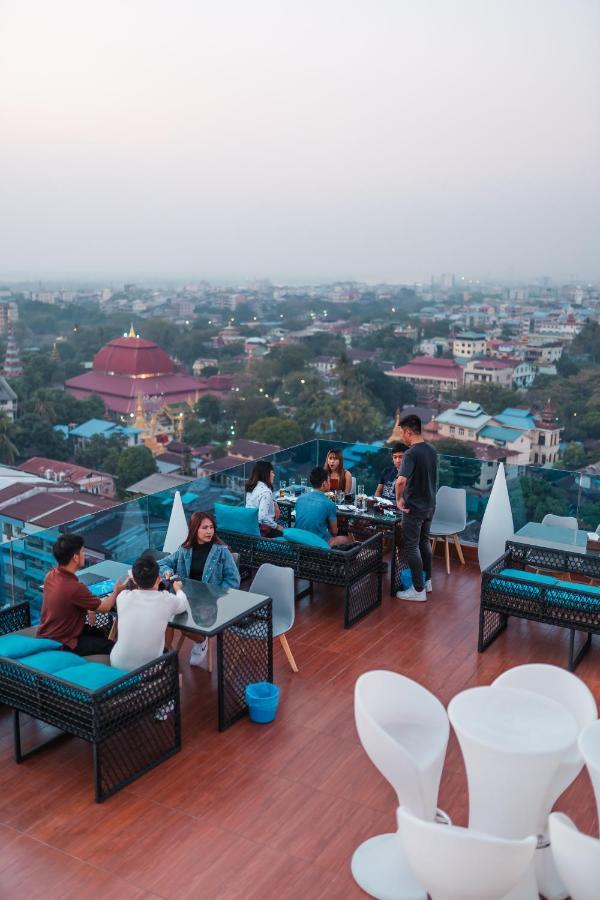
[394, 415, 438, 601]
[38, 533, 124, 655]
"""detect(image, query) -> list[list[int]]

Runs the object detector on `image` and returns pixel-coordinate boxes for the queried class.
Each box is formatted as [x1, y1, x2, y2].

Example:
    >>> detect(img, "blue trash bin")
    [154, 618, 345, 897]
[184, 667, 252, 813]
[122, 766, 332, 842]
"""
[245, 681, 280, 723]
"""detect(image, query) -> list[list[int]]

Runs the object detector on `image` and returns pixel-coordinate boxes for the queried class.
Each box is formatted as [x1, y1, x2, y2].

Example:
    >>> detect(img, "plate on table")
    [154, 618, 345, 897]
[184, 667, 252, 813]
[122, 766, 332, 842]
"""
[376, 497, 395, 507]
[337, 504, 358, 512]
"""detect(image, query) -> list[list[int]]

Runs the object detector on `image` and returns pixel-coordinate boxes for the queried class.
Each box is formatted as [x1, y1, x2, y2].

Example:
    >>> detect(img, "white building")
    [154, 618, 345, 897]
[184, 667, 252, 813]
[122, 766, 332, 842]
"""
[450, 332, 487, 358]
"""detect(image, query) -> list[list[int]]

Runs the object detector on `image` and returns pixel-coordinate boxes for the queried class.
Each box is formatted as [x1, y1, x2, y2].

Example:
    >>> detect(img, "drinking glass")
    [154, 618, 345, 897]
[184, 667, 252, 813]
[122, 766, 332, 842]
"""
[279, 480, 287, 498]
[335, 490, 345, 505]
[300, 477, 307, 492]
[357, 485, 365, 509]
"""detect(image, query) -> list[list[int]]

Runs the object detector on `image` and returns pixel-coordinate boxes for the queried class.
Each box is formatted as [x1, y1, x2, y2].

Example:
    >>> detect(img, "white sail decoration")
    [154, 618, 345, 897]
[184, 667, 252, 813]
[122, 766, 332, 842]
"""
[163, 490, 189, 552]
[478, 463, 514, 571]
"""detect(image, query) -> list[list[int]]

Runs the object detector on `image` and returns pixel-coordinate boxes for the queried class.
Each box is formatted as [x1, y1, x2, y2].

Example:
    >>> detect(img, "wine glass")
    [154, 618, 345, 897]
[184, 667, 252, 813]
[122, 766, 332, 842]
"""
[279, 480, 287, 498]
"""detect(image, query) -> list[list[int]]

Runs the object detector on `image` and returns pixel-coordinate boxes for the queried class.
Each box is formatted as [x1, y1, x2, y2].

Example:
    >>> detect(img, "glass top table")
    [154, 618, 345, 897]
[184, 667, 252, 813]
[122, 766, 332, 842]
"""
[80, 560, 273, 730]
[512, 523, 593, 555]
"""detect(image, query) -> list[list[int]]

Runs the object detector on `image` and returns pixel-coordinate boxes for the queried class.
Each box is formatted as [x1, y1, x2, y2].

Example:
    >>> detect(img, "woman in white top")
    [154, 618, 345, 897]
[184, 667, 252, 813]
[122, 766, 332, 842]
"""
[110, 554, 188, 671]
[245, 460, 284, 537]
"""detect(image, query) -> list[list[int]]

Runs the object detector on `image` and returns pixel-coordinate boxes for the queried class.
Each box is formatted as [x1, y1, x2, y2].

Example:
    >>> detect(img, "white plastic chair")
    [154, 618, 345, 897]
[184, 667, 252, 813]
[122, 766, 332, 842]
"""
[541, 513, 579, 531]
[250, 564, 298, 672]
[579, 720, 600, 823]
[493, 664, 598, 900]
[549, 813, 600, 900]
[397, 807, 536, 900]
[430, 486, 467, 574]
[351, 670, 450, 900]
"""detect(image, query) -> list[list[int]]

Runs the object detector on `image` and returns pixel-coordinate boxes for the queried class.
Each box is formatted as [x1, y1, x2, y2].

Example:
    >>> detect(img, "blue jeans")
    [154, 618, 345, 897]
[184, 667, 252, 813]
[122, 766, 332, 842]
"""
[401, 508, 434, 592]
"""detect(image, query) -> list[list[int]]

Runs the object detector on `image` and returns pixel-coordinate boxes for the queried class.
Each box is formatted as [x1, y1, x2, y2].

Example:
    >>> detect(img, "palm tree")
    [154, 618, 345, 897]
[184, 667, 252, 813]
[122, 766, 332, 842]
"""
[0, 414, 19, 466]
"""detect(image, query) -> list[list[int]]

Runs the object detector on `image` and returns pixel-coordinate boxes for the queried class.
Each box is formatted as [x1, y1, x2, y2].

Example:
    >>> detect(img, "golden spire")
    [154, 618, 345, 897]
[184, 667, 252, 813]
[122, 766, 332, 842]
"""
[387, 408, 404, 445]
[128, 322, 137, 338]
[134, 392, 146, 431]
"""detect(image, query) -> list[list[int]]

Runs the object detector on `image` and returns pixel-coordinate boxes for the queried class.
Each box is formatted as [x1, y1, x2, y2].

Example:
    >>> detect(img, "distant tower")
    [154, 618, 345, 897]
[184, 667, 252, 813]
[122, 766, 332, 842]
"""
[134, 392, 146, 431]
[128, 322, 137, 338]
[51, 341, 60, 361]
[387, 409, 405, 445]
[3, 326, 23, 378]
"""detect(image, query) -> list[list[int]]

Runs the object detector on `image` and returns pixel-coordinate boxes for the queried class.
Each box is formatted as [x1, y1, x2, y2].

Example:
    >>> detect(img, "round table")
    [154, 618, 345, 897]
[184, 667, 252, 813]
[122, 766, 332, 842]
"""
[449, 685, 578, 900]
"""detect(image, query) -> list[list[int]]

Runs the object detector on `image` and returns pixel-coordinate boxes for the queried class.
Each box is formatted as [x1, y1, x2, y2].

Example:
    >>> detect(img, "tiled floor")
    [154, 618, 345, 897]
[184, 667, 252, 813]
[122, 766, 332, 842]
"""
[1, 558, 598, 898]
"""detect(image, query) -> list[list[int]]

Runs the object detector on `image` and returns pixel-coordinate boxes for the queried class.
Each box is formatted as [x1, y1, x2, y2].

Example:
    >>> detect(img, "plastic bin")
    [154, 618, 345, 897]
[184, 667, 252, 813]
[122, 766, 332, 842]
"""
[245, 681, 280, 724]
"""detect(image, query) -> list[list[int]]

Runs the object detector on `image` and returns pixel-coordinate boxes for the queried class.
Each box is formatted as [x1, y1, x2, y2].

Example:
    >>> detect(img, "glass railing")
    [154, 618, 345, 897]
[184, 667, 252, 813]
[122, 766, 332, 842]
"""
[1, 437, 597, 620]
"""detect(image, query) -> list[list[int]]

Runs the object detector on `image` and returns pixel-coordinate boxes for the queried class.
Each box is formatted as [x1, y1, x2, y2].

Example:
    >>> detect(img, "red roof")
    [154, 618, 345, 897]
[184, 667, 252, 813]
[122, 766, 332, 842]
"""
[65, 371, 202, 414]
[17, 457, 112, 481]
[388, 356, 464, 381]
[470, 359, 514, 370]
[93, 336, 176, 376]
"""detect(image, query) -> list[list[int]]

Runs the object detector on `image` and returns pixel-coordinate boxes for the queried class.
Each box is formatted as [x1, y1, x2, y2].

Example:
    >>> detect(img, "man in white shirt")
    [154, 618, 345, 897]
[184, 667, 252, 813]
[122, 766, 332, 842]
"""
[110, 555, 188, 671]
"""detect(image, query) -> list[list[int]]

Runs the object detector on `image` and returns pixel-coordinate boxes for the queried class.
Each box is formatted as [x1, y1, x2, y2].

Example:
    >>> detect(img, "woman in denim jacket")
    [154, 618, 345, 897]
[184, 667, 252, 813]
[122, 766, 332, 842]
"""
[160, 510, 240, 666]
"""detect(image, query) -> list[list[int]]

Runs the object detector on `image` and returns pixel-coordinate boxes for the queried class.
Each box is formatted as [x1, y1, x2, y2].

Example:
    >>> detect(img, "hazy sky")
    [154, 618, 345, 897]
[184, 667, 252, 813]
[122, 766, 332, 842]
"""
[1, 0, 599, 283]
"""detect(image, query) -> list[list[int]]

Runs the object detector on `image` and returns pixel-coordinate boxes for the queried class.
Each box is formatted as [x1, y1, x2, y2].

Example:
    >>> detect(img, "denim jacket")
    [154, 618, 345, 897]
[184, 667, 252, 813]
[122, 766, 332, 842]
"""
[246, 481, 278, 529]
[159, 543, 240, 589]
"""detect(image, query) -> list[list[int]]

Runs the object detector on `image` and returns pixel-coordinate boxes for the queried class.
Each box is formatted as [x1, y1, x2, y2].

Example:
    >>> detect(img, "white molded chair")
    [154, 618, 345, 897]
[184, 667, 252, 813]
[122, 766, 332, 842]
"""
[493, 664, 598, 900]
[250, 564, 298, 672]
[351, 670, 450, 900]
[397, 807, 536, 900]
[542, 513, 579, 531]
[430, 486, 467, 574]
[549, 813, 600, 900]
[579, 720, 600, 822]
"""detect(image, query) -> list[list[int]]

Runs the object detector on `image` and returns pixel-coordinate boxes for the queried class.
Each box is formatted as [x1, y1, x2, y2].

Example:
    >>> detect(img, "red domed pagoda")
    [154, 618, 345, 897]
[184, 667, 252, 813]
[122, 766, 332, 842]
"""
[65, 325, 203, 417]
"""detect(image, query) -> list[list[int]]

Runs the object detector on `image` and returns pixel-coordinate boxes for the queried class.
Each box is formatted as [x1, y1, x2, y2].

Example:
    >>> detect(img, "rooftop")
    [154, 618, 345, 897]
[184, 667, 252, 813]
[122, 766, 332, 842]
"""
[2, 560, 597, 896]
[386, 356, 463, 380]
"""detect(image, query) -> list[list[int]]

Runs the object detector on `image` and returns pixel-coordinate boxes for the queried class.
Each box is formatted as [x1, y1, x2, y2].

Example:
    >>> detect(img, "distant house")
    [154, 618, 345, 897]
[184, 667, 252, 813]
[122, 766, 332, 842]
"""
[0, 377, 17, 422]
[310, 356, 338, 377]
[125, 472, 191, 496]
[450, 332, 487, 359]
[66, 419, 142, 448]
[16, 457, 116, 499]
[385, 356, 464, 393]
[228, 439, 281, 460]
[436, 402, 492, 442]
[463, 359, 514, 388]
[0, 479, 117, 542]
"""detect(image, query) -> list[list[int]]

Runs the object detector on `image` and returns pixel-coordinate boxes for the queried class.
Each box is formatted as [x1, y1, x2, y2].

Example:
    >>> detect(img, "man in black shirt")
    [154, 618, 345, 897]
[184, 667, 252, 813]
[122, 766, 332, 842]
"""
[375, 443, 408, 504]
[395, 415, 438, 601]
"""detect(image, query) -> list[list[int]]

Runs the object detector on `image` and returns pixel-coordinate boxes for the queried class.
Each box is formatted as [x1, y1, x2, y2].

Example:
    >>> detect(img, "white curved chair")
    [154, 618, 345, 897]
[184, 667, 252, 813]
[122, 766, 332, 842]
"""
[397, 807, 536, 900]
[579, 720, 600, 822]
[542, 513, 579, 531]
[430, 486, 467, 574]
[351, 670, 450, 900]
[493, 664, 597, 900]
[250, 564, 297, 672]
[549, 813, 600, 900]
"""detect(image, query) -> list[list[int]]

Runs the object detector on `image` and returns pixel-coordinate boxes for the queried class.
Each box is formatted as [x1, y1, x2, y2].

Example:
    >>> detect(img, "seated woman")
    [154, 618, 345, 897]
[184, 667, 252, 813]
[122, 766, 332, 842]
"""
[324, 448, 352, 495]
[160, 510, 240, 666]
[245, 460, 284, 537]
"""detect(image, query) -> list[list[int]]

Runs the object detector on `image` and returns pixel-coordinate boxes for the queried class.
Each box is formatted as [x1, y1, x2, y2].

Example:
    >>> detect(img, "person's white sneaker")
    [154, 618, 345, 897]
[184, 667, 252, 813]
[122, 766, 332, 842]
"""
[190, 639, 209, 668]
[395, 587, 427, 602]
[425, 579, 433, 593]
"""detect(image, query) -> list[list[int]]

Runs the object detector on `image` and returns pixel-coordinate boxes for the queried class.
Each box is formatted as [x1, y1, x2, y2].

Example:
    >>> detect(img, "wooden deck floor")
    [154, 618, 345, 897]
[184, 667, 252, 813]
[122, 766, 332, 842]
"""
[1, 558, 599, 898]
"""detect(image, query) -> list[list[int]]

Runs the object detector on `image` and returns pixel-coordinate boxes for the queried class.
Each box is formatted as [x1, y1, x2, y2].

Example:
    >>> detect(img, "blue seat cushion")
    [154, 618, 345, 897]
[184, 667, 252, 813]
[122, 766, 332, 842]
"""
[283, 528, 331, 550]
[0, 635, 62, 659]
[214, 503, 260, 537]
[547, 580, 600, 610]
[53, 662, 129, 692]
[16, 650, 88, 674]
[489, 569, 557, 600]
[500, 569, 558, 586]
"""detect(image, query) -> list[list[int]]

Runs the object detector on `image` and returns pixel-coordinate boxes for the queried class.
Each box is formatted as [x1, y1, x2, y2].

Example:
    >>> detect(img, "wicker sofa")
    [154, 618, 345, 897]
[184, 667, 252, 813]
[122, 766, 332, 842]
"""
[220, 529, 383, 628]
[0, 601, 180, 802]
[479, 546, 600, 670]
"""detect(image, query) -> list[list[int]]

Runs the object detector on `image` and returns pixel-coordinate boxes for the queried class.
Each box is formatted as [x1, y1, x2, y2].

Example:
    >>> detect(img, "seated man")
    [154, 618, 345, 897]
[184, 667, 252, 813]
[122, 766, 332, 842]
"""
[38, 534, 124, 655]
[294, 467, 352, 547]
[375, 442, 408, 503]
[110, 555, 188, 671]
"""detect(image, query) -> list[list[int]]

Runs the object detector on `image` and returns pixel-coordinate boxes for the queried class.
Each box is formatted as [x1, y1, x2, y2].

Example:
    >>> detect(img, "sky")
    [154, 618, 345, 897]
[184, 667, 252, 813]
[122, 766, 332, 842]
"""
[1, 0, 599, 284]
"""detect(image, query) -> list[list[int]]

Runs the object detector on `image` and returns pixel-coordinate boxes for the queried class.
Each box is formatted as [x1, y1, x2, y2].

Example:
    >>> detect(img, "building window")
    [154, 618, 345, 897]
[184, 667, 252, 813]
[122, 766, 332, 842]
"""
[539, 434, 545, 446]
[458, 428, 465, 436]
[542, 454, 546, 464]
[534, 453, 539, 463]
[450, 426, 455, 434]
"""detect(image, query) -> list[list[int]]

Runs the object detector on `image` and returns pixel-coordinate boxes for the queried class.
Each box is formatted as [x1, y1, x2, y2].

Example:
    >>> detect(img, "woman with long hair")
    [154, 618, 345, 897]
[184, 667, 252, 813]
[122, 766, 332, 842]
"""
[324, 448, 352, 495]
[159, 510, 240, 666]
[245, 459, 283, 537]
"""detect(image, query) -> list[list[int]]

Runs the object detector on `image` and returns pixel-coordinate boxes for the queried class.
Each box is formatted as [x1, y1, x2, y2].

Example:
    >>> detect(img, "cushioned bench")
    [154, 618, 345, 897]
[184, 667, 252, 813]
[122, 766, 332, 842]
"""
[479, 551, 600, 670]
[216, 509, 383, 629]
[0, 601, 180, 801]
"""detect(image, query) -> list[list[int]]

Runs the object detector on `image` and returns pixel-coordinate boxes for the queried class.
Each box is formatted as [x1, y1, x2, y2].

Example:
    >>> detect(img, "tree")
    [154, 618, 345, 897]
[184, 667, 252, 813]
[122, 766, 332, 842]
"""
[461, 383, 520, 416]
[246, 417, 303, 448]
[354, 362, 417, 416]
[183, 419, 214, 447]
[118, 446, 157, 494]
[556, 355, 580, 378]
[263, 344, 310, 377]
[559, 443, 586, 471]
[518, 475, 570, 522]
[195, 394, 222, 424]
[74, 434, 127, 470]
[0, 415, 18, 465]
[11, 415, 69, 461]
[434, 438, 476, 459]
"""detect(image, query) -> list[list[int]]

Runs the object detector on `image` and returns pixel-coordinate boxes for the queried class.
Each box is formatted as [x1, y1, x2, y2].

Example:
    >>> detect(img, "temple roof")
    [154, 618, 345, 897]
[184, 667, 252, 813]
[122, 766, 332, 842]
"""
[92, 336, 176, 376]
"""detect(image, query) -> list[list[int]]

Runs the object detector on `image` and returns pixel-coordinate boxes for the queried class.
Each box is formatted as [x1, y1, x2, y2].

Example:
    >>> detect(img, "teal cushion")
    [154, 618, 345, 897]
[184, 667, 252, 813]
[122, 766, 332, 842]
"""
[54, 662, 129, 692]
[17, 650, 88, 674]
[500, 569, 558, 586]
[283, 528, 331, 550]
[554, 579, 600, 597]
[547, 580, 600, 611]
[256, 537, 296, 558]
[214, 503, 260, 537]
[0, 635, 62, 659]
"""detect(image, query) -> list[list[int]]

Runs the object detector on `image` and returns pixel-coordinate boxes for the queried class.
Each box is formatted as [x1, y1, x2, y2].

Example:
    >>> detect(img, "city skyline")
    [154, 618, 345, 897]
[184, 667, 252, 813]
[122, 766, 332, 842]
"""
[2, 0, 599, 282]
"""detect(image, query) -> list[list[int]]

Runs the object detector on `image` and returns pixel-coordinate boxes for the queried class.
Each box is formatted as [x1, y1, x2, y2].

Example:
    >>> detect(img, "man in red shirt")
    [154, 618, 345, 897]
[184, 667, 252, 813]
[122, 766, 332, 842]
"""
[38, 533, 125, 655]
